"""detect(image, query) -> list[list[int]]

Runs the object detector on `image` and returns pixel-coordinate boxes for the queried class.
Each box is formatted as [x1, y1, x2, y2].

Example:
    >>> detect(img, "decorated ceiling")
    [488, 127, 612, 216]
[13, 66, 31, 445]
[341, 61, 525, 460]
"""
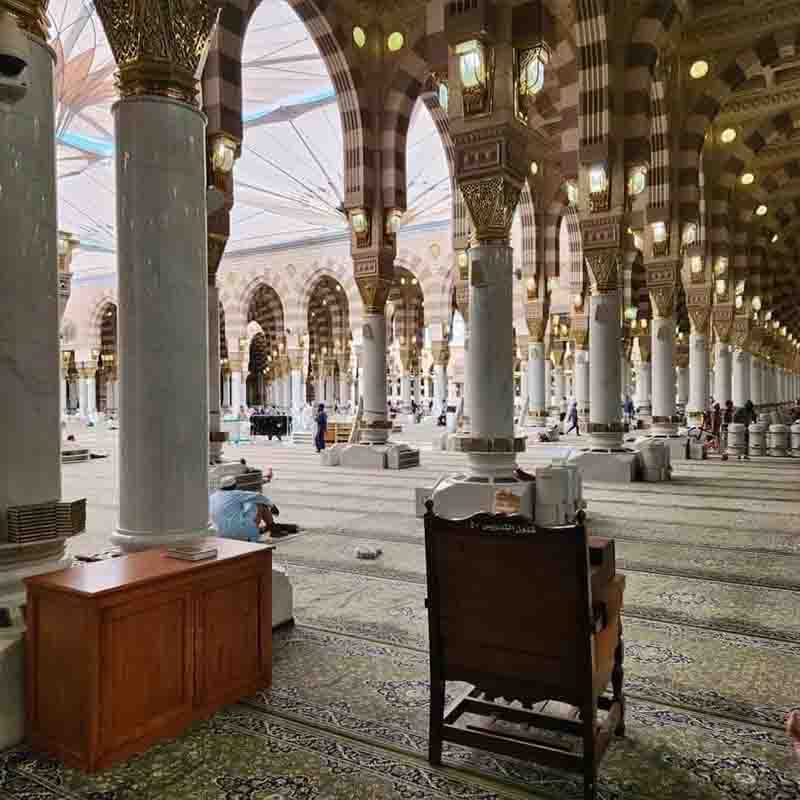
[51, 0, 451, 264]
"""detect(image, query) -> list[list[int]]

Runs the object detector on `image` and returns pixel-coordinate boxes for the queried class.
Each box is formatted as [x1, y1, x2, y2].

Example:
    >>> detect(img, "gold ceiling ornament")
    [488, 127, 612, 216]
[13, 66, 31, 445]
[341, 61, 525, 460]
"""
[459, 175, 521, 245]
[93, 0, 221, 106]
[585, 249, 620, 294]
[1, 0, 48, 42]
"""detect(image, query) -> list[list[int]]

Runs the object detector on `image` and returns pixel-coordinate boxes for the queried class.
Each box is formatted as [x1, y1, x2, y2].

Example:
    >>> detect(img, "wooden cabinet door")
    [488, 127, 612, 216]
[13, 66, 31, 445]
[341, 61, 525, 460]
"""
[99, 588, 195, 758]
[193, 566, 267, 711]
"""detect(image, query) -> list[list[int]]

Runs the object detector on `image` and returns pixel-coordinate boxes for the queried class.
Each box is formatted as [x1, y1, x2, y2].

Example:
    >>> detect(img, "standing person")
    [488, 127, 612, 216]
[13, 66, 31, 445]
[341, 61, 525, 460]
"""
[565, 398, 580, 436]
[723, 400, 734, 425]
[623, 394, 634, 428]
[314, 403, 328, 453]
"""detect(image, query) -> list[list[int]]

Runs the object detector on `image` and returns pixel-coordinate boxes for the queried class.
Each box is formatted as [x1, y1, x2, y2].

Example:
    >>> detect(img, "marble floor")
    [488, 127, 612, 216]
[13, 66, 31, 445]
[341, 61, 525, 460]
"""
[3, 419, 800, 799]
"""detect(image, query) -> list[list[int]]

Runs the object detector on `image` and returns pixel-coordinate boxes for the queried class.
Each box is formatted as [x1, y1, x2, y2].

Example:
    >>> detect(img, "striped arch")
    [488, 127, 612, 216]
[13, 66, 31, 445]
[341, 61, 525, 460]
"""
[419, 83, 471, 251]
[395, 249, 438, 321]
[229, 272, 294, 347]
[575, 0, 611, 151]
[246, 285, 287, 363]
[648, 72, 671, 215]
[306, 275, 352, 363]
[435, 261, 458, 335]
[563, 206, 583, 293]
[679, 28, 800, 223]
[542, 184, 571, 280]
[382, 47, 432, 210]
[296, 262, 361, 339]
[519, 181, 536, 280]
[203, 0, 371, 208]
[84, 292, 118, 352]
[623, 1, 681, 169]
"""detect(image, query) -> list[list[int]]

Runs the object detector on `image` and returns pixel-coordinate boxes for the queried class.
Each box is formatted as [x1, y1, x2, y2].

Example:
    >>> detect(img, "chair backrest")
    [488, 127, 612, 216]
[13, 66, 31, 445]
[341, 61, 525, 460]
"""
[424, 502, 593, 707]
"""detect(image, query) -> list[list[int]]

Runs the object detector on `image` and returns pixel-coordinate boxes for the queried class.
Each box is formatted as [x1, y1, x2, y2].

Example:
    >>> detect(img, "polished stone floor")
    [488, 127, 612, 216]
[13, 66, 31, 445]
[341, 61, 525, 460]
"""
[3, 419, 800, 799]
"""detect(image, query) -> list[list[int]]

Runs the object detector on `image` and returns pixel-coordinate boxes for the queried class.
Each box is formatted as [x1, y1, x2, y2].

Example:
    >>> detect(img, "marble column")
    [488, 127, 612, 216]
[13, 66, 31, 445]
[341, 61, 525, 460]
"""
[340, 372, 350, 411]
[400, 373, 411, 411]
[231, 363, 243, 416]
[714, 343, 732, 407]
[552, 364, 566, 413]
[86, 369, 97, 415]
[103, 41, 214, 550]
[360, 312, 390, 442]
[732, 349, 750, 407]
[78, 370, 90, 418]
[208, 281, 223, 462]
[676, 365, 689, 406]
[635, 361, 652, 419]
[687, 331, 709, 425]
[651, 313, 677, 435]
[587, 252, 623, 449]
[221, 372, 231, 410]
[0, 0, 68, 623]
[544, 357, 552, 416]
[528, 341, 546, 422]
[574, 347, 590, 425]
[621, 356, 632, 399]
[750, 357, 763, 408]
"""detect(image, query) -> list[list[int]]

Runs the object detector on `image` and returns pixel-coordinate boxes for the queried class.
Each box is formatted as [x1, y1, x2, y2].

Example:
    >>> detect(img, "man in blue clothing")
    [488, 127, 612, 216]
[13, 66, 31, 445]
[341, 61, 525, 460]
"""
[209, 476, 274, 541]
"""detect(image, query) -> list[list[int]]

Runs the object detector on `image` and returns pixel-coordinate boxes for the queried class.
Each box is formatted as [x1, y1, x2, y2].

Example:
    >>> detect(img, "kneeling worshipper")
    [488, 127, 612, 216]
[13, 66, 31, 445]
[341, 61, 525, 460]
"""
[209, 476, 274, 542]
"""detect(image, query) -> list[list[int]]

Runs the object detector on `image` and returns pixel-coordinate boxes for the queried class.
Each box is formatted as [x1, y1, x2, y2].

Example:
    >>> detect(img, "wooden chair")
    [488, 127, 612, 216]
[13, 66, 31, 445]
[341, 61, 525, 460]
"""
[423, 500, 624, 800]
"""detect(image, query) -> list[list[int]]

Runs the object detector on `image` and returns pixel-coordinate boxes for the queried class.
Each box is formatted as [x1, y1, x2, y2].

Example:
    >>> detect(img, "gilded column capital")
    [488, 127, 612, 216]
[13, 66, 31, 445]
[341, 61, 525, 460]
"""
[1, 0, 48, 41]
[636, 334, 652, 364]
[646, 261, 679, 319]
[92, 0, 221, 106]
[585, 250, 620, 294]
[517, 334, 529, 357]
[431, 342, 450, 367]
[459, 175, 521, 245]
[712, 305, 735, 345]
[525, 299, 548, 342]
[675, 346, 689, 370]
[571, 314, 589, 349]
[354, 249, 394, 314]
[731, 316, 751, 350]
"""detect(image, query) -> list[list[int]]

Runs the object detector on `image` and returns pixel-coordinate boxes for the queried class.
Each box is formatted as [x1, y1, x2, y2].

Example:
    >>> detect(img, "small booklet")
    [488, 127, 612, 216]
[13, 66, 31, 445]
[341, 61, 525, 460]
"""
[166, 542, 218, 562]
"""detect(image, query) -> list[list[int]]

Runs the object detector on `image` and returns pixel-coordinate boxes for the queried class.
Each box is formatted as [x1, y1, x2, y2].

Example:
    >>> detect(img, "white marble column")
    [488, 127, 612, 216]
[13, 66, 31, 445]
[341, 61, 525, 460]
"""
[528, 341, 546, 422]
[635, 361, 652, 418]
[231, 369, 243, 415]
[588, 279, 623, 449]
[111, 96, 210, 550]
[221, 373, 231, 410]
[732, 349, 750, 408]
[552, 365, 566, 412]
[0, 21, 64, 560]
[86, 370, 97, 415]
[621, 356, 632, 399]
[340, 373, 350, 411]
[574, 347, 590, 424]
[291, 368, 303, 412]
[750, 357, 763, 408]
[544, 357, 552, 416]
[463, 327, 472, 427]
[325, 374, 335, 406]
[714, 343, 732, 407]
[687, 333, 709, 425]
[676, 365, 689, 406]
[651, 316, 676, 435]
[433, 364, 447, 415]
[208, 282, 223, 462]
[361, 312, 390, 443]
[400, 373, 411, 410]
[78, 373, 89, 418]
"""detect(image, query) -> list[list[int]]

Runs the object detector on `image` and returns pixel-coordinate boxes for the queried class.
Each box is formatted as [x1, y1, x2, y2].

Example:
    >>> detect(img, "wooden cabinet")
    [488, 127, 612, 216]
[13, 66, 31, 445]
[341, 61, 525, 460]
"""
[25, 538, 272, 772]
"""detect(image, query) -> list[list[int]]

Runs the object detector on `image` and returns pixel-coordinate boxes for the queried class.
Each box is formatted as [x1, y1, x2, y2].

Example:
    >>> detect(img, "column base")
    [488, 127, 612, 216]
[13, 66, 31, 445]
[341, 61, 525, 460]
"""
[568, 450, 642, 482]
[430, 469, 535, 520]
[336, 442, 421, 470]
[111, 524, 215, 553]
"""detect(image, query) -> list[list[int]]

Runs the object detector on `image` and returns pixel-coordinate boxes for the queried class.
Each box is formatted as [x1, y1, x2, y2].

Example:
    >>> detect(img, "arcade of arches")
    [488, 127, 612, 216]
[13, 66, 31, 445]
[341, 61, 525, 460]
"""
[3, 0, 800, 797]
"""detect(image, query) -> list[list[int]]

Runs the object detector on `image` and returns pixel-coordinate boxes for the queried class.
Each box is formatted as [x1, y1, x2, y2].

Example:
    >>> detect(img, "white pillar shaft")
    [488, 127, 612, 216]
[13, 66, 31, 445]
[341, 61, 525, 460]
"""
[751, 358, 763, 407]
[468, 245, 515, 447]
[677, 366, 689, 405]
[714, 344, 732, 407]
[87, 376, 97, 413]
[208, 283, 222, 461]
[291, 369, 303, 411]
[401, 375, 411, 407]
[544, 358, 552, 412]
[575, 348, 590, 419]
[0, 32, 62, 540]
[361, 311, 389, 443]
[434, 364, 447, 414]
[113, 97, 209, 550]
[231, 371, 243, 415]
[687, 334, 709, 421]
[636, 363, 652, 411]
[528, 343, 546, 419]
[552, 367, 566, 411]
[463, 330, 472, 423]
[732, 349, 750, 407]
[621, 358, 632, 399]
[79, 379, 89, 417]
[651, 317, 675, 432]
[588, 289, 623, 448]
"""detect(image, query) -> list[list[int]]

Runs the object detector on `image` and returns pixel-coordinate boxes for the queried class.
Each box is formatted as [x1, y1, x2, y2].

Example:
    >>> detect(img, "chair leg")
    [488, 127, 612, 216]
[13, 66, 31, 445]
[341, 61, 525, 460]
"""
[612, 622, 625, 737]
[428, 679, 445, 765]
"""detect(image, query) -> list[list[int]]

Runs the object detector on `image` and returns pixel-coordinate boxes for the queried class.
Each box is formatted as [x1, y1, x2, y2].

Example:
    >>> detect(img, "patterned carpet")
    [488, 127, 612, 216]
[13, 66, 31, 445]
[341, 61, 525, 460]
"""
[5, 447, 800, 799]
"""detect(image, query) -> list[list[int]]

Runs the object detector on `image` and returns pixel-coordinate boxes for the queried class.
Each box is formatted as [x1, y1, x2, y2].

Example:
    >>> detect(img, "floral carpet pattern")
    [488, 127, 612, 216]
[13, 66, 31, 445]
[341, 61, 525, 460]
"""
[5, 450, 800, 799]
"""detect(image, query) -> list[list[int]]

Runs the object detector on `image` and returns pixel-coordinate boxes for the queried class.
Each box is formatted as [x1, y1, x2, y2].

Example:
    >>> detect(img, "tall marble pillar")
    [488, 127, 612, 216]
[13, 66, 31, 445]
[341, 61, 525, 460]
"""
[0, 1, 69, 638]
[86, 369, 97, 415]
[78, 370, 90, 418]
[552, 362, 566, 413]
[400, 373, 411, 410]
[231, 360, 243, 415]
[750, 357, 763, 408]
[574, 347, 590, 426]
[208, 281, 223, 462]
[733, 349, 750, 408]
[432, 342, 449, 416]
[714, 343, 732, 407]
[650, 299, 677, 435]
[93, 1, 220, 550]
[635, 359, 652, 420]
[528, 339, 546, 422]
[676, 365, 689, 406]
[544, 356, 552, 417]
[586, 252, 623, 449]
[687, 329, 710, 426]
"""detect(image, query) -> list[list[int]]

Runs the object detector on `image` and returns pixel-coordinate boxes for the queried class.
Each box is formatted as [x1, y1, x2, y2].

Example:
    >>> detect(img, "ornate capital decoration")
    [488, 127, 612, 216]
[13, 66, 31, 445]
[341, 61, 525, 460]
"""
[585, 250, 620, 294]
[636, 334, 651, 364]
[731, 316, 751, 350]
[571, 314, 589, 349]
[431, 342, 450, 367]
[455, 278, 470, 325]
[550, 346, 565, 368]
[646, 261, 679, 319]
[354, 250, 394, 314]
[712, 305, 735, 345]
[1, 0, 48, 41]
[459, 176, 521, 245]
[687, 306, 711, 337]
[93, 0, 221, 105]
[525, 299, 548, 342]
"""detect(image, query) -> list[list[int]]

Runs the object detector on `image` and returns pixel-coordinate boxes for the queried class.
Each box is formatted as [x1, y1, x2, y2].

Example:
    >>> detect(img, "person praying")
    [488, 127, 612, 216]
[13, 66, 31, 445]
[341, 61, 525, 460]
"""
[209, 476, 274, 542]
